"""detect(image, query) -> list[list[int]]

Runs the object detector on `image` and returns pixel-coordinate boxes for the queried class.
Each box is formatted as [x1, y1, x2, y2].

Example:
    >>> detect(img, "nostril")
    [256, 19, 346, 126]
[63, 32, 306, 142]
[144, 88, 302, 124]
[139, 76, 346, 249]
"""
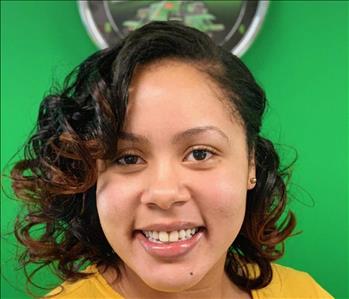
[145, 202, 162, 210]
[173, 200, 187, 207]
[140, 188, 190, 210]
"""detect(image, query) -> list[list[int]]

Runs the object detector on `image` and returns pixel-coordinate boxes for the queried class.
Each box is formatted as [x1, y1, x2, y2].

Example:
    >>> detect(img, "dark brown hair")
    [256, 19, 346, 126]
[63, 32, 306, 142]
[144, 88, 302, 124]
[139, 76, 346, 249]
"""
[10, 21, 296, 294]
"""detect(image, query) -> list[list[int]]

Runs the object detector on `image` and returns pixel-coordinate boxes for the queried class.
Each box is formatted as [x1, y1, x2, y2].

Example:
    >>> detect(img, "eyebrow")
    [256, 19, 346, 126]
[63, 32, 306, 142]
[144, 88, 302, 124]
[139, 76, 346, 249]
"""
[118, 126, 229, 145]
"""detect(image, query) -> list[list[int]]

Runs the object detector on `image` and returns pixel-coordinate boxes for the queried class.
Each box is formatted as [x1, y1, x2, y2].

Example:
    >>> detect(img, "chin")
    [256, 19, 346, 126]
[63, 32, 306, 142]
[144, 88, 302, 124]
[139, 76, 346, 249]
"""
[137, 267, 206, 293]
[143, 276, 202, 293]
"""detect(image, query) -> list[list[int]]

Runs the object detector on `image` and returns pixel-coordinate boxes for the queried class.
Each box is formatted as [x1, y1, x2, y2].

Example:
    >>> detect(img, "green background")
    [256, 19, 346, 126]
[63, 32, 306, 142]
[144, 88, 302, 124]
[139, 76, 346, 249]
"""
[1, 1, 348, 298]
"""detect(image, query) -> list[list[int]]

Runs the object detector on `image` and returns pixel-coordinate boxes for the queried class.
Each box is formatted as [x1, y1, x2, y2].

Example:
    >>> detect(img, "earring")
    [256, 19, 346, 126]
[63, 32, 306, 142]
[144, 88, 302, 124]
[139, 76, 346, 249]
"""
[249, 177, 257, 184]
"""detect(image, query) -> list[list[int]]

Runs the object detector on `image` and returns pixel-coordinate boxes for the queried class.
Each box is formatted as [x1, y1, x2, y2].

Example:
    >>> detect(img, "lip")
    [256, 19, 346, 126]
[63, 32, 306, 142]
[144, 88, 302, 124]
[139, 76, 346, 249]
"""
[136, 228, 204, 259]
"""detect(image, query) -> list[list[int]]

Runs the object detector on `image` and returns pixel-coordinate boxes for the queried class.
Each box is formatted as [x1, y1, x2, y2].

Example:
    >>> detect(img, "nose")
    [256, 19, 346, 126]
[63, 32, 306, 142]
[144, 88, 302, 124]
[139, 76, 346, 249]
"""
[140, 162, 190, 210]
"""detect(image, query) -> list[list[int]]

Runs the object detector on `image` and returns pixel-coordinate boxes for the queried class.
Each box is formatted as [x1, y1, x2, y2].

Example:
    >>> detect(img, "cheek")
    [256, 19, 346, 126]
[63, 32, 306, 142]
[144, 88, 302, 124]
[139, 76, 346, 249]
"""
[96, 176, 140, 228]
[188, 167, 248, 251]
[190, 167, 248, 219]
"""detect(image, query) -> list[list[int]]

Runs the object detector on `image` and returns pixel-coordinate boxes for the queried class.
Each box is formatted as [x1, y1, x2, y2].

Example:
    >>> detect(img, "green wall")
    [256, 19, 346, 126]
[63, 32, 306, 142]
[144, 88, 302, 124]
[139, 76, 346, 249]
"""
[1, 1, 348, 298]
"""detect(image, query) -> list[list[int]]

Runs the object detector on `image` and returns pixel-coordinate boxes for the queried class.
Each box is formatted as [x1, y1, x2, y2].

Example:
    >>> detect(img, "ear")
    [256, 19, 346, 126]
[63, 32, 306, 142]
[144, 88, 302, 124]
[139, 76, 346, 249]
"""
[96, 159, 107, 174]
[247, 153, 256, 190]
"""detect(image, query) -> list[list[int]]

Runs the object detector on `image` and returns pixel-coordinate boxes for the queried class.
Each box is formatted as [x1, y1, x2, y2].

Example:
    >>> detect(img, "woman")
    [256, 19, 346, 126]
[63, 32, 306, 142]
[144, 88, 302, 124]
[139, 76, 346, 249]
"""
[11, 21, 332, 298]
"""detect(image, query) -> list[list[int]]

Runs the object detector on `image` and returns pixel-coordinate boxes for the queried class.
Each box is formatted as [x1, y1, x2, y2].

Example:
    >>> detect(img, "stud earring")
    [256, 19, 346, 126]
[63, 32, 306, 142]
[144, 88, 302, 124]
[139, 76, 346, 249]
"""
[249, 177, 257, 184]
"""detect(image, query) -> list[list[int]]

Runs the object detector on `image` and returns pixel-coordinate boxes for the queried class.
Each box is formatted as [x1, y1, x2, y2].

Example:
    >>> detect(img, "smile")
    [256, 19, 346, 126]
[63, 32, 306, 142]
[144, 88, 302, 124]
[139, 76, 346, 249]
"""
[136, 228, 205, 258]
[142, 227, 200, 243]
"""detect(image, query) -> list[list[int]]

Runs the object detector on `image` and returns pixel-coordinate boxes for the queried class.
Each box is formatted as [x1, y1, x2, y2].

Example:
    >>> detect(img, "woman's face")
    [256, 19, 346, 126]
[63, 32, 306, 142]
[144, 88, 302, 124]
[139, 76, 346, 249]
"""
[96, 60, 256, 292]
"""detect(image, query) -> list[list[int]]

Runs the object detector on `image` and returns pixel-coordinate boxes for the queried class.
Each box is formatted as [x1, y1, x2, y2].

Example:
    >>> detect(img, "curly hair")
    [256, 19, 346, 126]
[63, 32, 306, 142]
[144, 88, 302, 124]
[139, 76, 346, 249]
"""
[10, 21, 296, 294]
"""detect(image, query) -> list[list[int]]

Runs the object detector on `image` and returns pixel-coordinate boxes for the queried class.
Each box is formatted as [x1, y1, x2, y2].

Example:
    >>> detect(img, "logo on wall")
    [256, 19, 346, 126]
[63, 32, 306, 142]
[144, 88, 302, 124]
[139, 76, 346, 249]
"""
[78, 0, 269, 57]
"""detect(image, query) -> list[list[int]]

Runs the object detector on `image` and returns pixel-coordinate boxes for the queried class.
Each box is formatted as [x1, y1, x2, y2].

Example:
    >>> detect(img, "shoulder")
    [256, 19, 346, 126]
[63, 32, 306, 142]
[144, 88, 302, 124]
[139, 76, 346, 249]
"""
[44, 265, 123, 299]
[252, 263, 333, 299]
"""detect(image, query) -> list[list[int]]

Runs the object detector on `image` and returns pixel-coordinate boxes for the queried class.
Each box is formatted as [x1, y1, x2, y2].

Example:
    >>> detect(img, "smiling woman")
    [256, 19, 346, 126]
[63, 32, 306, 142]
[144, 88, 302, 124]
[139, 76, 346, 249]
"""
[10, 21, 333, 299]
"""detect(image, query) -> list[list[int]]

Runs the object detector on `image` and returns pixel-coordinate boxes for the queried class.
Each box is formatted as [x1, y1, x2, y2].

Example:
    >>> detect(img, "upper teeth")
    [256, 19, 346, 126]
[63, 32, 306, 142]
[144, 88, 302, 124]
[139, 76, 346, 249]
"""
[143, 228, 199, 243]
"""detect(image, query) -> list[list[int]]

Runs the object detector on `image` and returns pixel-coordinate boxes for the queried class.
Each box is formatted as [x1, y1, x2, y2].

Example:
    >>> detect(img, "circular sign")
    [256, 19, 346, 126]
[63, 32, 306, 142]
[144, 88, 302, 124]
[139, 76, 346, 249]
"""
[78, 0, 269, 57]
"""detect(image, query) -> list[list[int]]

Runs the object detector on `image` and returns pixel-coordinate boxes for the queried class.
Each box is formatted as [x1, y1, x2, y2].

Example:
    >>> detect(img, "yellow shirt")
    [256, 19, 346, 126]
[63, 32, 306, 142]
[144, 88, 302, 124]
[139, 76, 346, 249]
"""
[46, 264, 333, 299]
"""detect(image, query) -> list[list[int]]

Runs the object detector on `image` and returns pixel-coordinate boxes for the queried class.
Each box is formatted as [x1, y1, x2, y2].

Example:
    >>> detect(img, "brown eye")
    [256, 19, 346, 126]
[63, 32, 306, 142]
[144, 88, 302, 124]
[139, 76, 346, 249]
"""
[116, 154, 144, 165]
[186, 147, 216, 162]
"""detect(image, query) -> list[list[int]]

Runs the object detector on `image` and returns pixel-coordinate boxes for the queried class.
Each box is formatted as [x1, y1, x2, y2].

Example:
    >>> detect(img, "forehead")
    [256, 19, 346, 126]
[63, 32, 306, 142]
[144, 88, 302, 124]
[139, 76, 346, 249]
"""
[129, 60, 215, 96]
[128, 60, 233, 115]
[123, 60, 242, 141]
